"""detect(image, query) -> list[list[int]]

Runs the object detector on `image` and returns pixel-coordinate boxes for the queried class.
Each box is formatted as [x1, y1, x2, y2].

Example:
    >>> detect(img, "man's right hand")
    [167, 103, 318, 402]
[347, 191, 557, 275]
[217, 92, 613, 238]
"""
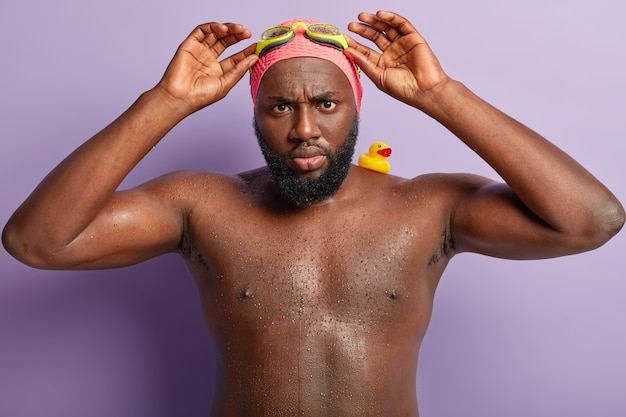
[156, 22, 259, 115]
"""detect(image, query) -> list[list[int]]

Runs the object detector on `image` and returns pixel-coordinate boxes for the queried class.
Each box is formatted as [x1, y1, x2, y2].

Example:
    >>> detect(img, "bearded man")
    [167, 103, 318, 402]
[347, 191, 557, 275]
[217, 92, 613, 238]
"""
[3, 10, 623, 417]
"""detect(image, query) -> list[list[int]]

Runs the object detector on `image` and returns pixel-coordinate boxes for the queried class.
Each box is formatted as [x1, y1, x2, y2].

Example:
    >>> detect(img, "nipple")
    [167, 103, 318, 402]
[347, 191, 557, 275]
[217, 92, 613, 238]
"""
[386, 288, 399, 301]
[241, 287, 255, 299]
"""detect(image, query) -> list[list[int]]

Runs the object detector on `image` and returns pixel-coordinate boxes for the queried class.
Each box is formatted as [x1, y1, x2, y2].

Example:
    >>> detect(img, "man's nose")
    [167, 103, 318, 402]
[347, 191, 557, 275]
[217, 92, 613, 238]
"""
[290, 107, 322, 142]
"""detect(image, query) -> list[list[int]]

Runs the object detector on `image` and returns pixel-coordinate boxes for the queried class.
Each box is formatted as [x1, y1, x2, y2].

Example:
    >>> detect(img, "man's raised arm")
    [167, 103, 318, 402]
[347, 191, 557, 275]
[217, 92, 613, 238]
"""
[346, 10, 624, 258]
[2, 23, 258, 269]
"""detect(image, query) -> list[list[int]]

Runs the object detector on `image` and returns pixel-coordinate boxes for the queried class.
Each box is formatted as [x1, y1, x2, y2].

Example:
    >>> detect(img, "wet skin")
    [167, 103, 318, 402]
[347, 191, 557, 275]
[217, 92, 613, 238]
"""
[184, 169, 452, 417]
[179, 58, 451, 416]
[2, 11, 625, 417]
[4, 18, 622, 417]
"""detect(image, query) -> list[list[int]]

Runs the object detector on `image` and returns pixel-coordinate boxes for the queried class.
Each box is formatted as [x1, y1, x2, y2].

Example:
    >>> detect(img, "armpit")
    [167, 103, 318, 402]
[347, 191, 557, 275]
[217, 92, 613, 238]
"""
[428, 225, 456, 266]
[178, 231, 209, 270]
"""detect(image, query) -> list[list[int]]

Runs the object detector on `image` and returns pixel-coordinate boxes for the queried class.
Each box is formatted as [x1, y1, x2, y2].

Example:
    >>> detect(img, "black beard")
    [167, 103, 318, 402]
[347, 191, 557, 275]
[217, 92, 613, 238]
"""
[254, 115, 359, 207]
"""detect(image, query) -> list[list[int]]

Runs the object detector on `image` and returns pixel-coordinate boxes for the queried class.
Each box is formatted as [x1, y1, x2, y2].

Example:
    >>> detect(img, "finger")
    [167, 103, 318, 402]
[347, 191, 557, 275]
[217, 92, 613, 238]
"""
[220, 43, 258, 74]
[347, 21, 392, 51]
[355, 12, 402, 43]
[343, 33, 382, 63]
[372, 10, 425, 42]
[219, 43, 259, 85]
[191, 22, 253, 57]
[343, 35, 383, 85]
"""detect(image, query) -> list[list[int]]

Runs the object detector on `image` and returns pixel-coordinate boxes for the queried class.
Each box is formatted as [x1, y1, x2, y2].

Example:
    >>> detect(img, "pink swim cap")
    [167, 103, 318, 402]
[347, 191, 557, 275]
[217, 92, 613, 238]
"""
[250, 19, 363, 112]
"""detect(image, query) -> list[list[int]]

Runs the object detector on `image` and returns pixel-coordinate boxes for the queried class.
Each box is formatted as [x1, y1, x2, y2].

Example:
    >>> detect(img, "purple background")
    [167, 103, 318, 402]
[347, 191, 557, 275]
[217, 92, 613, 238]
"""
[1, 0, 624, 416]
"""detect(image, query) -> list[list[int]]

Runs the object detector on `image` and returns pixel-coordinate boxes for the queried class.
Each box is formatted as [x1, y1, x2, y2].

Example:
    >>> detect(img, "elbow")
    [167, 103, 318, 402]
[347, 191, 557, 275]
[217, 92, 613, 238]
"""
[555, 194, 625, 255]
[601, 196, 625, 238]
[3, 220, 36, 268]
[3, 221, 27, 266]
[583, 195, 625, 250]
[2, 218, 59, 270]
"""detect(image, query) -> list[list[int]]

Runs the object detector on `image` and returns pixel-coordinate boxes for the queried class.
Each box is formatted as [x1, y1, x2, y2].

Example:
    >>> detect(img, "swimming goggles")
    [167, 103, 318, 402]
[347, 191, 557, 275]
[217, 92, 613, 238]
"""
[255, 22, 349, 57]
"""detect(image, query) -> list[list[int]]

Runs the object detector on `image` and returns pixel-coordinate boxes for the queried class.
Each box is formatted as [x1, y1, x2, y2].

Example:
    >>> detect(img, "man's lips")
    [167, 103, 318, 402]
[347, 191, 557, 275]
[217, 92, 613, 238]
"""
[289, 146, 327, 172]
[292, 155, 326, 171]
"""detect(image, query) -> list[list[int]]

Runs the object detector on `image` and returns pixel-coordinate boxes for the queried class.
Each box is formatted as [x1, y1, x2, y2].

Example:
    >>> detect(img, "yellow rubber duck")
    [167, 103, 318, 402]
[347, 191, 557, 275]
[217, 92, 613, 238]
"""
[358, 141, 392, 174]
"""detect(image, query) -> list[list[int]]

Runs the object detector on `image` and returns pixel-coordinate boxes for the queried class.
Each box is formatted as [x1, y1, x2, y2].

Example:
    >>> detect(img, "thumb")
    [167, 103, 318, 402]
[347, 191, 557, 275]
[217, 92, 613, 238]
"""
[221, 49, 259, 88]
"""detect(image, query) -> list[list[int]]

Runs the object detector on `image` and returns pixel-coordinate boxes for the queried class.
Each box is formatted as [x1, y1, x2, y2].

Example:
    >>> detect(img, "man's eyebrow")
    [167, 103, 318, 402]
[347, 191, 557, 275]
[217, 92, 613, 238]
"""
[268, 96, 292, 103]
[313, 91, 340, 101]
[267, 91, 340, 103]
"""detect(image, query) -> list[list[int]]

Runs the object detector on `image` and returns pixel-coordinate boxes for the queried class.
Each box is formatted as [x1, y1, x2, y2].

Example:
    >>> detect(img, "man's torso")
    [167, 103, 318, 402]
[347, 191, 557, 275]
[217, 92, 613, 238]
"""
[176, 166, 458, 416]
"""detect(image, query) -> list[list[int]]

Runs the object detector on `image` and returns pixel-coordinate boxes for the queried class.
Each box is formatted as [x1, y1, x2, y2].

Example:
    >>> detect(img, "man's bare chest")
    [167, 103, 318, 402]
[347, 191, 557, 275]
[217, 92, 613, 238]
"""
[183, 200, 450, 326]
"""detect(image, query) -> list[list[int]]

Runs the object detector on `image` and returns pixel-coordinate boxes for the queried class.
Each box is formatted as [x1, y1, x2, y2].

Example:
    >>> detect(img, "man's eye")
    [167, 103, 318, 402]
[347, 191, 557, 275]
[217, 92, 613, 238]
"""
[320, 101, 336, 110]
[272, 104, 289, 113]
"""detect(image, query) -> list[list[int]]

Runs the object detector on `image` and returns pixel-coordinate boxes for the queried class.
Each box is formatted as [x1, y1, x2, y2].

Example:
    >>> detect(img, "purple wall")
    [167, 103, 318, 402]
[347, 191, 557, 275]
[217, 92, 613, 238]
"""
[1, 1, 624, 416]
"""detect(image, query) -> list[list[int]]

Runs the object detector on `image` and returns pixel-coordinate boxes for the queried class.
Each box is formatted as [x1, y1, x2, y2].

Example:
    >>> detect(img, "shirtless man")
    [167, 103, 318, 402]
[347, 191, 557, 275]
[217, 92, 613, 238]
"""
[2, 10, 624, 417]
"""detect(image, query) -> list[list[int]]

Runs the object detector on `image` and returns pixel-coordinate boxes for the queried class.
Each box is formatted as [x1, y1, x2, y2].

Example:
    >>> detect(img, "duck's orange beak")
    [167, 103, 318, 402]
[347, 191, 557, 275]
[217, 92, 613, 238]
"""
[377, 148, 392, 157]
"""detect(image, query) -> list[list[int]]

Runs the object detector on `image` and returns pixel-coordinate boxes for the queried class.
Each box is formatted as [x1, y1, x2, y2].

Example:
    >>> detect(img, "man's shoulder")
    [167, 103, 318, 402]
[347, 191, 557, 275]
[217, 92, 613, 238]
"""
[377, 171, 498, 211]
[137, 169, 259, 203]
[236, 166, 272, 184]
[151, 169, 265, 188]
[384, 171, 492, 194]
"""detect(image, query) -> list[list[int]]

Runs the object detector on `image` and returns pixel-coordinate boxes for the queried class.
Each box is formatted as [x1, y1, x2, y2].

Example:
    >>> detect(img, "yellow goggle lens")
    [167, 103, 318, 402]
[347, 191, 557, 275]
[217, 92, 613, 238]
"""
[255, 22, 348, 57]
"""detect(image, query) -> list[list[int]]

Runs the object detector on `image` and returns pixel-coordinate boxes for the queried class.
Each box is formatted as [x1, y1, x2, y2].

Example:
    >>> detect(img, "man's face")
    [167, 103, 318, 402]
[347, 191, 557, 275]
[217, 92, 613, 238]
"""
[254, 57, 358, 206]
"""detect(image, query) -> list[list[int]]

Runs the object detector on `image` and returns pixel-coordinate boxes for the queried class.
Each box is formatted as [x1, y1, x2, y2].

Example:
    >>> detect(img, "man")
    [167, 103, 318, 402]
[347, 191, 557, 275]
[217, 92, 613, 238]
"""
[2, 9, 623, 417]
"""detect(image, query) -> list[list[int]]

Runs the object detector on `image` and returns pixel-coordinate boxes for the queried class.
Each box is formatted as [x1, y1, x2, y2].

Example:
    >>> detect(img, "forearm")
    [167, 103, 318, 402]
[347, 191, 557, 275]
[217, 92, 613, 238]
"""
[423, 79, 623, 237]
[3, 87, 189, 254]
